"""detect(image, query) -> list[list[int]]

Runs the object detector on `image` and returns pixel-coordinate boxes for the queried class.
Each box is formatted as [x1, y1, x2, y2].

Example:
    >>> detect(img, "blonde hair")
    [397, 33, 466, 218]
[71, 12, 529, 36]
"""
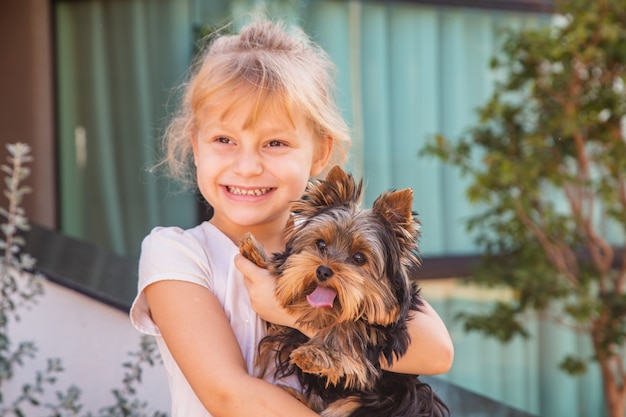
[159, 19, 351, 188]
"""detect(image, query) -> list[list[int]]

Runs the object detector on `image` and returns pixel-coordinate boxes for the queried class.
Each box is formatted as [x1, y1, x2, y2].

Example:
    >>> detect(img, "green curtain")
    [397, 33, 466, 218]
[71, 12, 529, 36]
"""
[303, 4, 604, 415]
[304, 2, 551, 257]
[55, 0, 313, 259]
[429, 291, 604, 416]
[54, 1, 607, 415]
[54, 0, 546, 258]
[56, 0, 200, 258]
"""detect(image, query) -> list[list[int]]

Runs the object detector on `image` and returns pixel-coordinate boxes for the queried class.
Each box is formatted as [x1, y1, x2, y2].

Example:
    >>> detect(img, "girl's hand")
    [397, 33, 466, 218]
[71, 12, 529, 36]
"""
[234, 254, 299, 329]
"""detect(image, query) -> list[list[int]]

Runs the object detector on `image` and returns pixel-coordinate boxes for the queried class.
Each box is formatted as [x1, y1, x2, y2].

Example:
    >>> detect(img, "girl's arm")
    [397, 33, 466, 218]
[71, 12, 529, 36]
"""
[235, 255, 454, 376]
[144, 280, 320, 417]
[383, 300, 454, 375]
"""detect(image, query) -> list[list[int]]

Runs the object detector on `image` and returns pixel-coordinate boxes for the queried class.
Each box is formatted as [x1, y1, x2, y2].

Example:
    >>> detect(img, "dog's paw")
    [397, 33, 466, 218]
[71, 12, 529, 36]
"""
[291, 345, 334, 376]
[292, 345, 376, 390]
[291, 345, 368, 389]
[239, 232, 269, 268]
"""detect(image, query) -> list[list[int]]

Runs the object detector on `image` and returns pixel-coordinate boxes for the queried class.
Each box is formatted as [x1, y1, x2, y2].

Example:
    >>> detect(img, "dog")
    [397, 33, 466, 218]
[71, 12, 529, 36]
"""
[239, 166, 448, 417]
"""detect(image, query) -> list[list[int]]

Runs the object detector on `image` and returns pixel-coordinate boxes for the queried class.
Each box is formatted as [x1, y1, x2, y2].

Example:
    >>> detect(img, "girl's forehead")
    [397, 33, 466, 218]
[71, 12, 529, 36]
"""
[203, 88, 302, 130]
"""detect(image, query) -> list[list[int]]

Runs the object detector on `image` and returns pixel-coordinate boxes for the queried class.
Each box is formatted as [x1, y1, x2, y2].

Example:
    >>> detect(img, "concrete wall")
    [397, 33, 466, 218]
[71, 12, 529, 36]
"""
[6, 279, 170, 415]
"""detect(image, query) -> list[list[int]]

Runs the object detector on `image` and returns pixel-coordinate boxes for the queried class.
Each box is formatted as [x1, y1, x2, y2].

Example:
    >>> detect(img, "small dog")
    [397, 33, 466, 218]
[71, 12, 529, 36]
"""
[240, 166, 448, 417]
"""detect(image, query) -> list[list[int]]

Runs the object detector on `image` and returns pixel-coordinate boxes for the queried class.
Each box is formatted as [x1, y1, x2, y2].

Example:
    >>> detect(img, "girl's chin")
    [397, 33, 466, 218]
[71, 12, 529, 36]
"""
[215, 212, 279, 229]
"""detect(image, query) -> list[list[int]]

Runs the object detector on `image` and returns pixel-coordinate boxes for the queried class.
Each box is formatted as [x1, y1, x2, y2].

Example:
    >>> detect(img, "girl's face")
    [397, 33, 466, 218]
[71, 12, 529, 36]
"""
[192, 96, 331, 245]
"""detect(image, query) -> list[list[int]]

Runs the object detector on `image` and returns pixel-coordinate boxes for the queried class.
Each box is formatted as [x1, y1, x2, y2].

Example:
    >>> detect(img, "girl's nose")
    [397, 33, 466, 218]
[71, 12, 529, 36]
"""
[232, 147, 263, 176]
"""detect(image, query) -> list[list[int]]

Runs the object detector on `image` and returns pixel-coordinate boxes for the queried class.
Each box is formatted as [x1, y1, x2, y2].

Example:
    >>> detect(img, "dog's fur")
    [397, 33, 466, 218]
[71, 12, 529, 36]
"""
[240, 166, 448, 417]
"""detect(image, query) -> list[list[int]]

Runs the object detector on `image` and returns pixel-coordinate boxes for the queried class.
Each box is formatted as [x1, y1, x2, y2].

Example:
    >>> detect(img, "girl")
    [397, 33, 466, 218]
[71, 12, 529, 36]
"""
[130, 18, 453, 417]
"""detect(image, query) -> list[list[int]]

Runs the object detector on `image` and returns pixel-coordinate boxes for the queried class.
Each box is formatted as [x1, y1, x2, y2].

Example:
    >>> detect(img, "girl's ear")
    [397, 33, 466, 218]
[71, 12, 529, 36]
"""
[310, 135, 333, 176]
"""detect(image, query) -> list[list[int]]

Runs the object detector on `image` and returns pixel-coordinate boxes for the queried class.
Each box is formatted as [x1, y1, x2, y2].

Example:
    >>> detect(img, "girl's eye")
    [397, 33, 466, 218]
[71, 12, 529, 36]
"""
[267, 140, 286, 147]
[215, 136, 232, 144]
[315, 239, 327, 252]
[351, 252, 366, 265]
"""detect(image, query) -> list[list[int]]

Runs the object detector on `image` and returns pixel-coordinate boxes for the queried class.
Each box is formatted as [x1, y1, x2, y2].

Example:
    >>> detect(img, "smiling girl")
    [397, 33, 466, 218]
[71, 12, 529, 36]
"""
[130, 18, 453, 417]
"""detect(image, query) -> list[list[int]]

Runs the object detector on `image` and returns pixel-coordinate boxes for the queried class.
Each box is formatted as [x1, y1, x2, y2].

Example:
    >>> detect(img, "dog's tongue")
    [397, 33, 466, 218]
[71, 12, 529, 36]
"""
[306, 286, 337, 308]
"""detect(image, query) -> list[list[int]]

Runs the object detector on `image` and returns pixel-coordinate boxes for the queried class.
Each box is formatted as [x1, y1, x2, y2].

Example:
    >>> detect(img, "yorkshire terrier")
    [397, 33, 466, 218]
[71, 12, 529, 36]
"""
[240, 166, 448, 417]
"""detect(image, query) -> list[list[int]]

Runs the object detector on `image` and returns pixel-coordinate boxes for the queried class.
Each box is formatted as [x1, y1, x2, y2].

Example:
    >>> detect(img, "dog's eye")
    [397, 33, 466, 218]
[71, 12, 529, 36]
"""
[352, 252, 366, 265]
[315, 239, 327, 252]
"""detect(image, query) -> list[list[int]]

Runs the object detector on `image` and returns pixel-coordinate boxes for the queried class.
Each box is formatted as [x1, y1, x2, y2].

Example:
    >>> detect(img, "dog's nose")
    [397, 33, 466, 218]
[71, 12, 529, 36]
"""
[316, 265, 334, 281]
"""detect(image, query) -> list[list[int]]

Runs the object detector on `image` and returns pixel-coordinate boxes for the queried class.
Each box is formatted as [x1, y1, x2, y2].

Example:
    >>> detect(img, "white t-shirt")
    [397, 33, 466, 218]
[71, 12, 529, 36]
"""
[130, 222, 270, 417]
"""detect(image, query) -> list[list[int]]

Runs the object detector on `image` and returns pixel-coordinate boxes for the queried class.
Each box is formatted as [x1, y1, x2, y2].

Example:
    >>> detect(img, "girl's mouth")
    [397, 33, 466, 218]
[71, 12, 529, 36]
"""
[226, 186, 273, 196]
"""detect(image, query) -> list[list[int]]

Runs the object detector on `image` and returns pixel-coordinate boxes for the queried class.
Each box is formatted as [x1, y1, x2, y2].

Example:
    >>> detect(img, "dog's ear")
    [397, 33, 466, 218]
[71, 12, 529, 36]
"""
[293, 166, 363, 215]
[322, 166, 363, 206]
[372, 188, 414, 224]
[324, 165, 351, 185]
[372, 188, 420, 246]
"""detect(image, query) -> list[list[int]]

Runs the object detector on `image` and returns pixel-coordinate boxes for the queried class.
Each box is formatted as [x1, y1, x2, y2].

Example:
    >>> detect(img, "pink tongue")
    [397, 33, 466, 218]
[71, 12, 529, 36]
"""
[306, 286, 337, 308]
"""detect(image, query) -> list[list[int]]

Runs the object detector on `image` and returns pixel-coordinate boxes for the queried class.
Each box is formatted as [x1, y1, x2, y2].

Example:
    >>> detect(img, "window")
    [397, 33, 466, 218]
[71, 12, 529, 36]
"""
[53, 0, 548, 266]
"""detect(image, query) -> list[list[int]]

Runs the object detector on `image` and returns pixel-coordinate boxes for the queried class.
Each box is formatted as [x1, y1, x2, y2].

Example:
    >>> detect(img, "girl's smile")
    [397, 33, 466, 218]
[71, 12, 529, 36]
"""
[225, 186, 274, 197]
[222, 185, 276, 204]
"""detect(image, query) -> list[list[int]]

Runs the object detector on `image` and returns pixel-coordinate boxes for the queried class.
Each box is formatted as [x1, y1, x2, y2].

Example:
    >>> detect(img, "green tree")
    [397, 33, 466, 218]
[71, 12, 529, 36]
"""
[422, 1, 626, 416]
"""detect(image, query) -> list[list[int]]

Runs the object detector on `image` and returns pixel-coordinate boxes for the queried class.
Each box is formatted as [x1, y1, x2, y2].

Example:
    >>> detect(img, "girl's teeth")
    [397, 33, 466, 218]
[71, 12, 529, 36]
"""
[228, 187, 270, 196]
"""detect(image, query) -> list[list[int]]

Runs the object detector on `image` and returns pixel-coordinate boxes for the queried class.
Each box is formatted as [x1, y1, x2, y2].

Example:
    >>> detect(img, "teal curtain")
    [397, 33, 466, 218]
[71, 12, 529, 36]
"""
[56, 0, 201, 258]
[55, 0, 310, 259]
[301, 5, 605, 416]
[428, 287, 604, 416]
[55, 1, 608, 415]
[304, 2, 549, 257]
[55, 0, 546, 258]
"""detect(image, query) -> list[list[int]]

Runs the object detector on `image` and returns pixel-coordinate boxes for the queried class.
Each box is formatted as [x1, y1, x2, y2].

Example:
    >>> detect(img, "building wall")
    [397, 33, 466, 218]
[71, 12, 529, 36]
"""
[6, 279, 170, 415]
[0, 0, 57, 229]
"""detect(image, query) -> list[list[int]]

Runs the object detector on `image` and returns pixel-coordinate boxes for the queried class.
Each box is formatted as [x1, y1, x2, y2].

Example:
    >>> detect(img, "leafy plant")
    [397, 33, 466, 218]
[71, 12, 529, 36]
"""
[0, 143, 167, 417]
[421, 1, 626, 416]
[0, 142, 57, 417]
[94, 336, 167, 417]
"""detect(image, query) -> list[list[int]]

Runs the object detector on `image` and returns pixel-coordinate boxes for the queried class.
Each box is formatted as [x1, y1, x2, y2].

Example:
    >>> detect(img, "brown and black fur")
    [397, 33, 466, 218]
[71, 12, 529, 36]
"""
[240, 166, 449, 417]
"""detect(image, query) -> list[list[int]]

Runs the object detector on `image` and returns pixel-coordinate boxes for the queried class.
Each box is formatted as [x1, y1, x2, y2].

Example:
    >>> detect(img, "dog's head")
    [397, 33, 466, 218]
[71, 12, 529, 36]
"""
[272, 166, 421, 329]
